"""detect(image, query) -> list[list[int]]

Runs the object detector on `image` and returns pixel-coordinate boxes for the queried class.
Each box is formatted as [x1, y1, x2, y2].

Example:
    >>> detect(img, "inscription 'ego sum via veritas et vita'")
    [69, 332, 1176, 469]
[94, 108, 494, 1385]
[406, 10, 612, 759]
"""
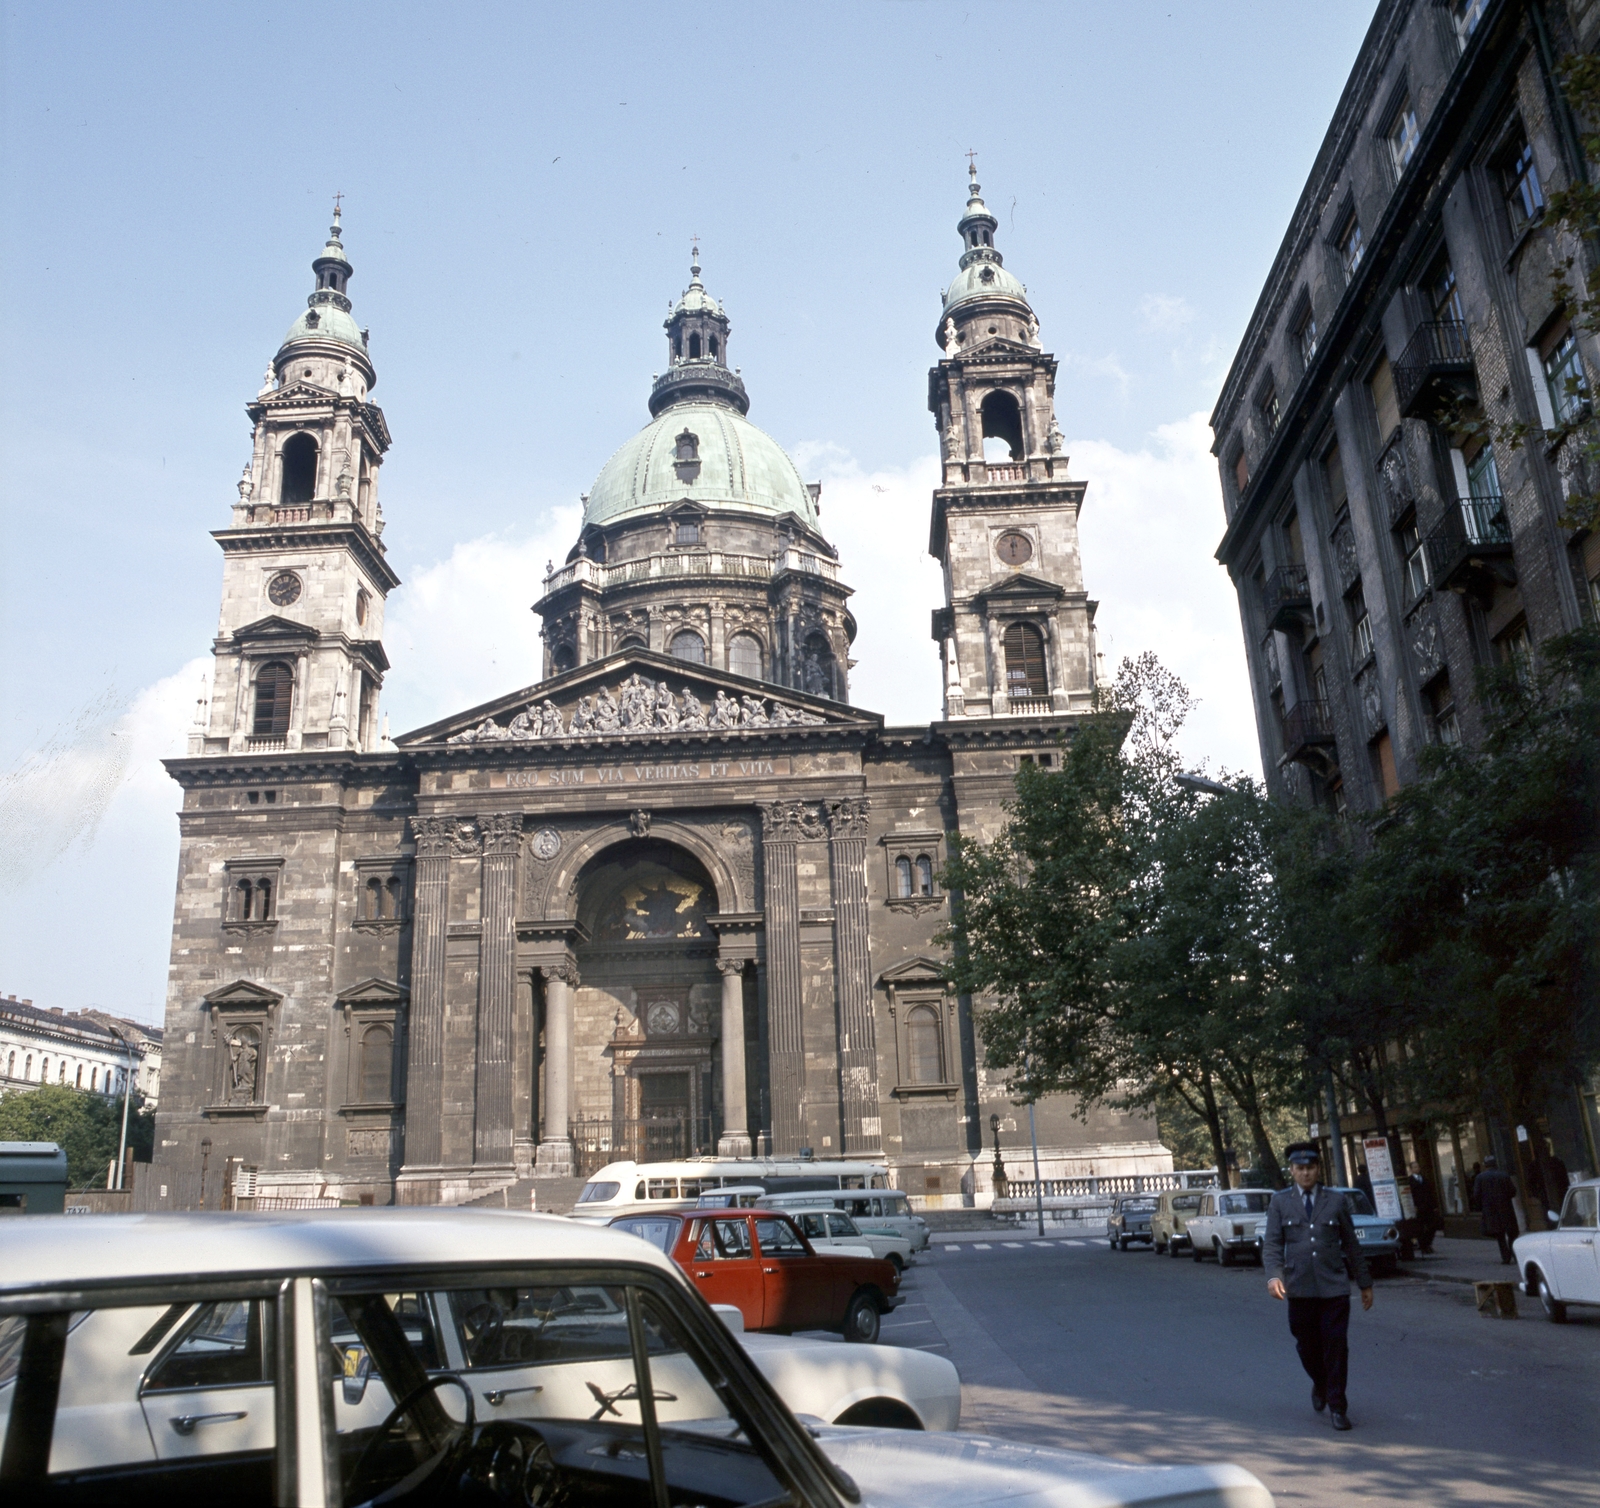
[489, 756, 790, 791]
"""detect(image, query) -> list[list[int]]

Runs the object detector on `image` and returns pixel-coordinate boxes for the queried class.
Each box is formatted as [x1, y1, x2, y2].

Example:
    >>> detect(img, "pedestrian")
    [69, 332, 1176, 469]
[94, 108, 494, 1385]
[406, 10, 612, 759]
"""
[1472, 1155, 1518, 1263]
[1264, 1142, 1374, 1433]
[1538, 1143, 1570, 1221]
[1353, 1162, 1374, 1209]
[1467, 1161, 1482, 1212]
[1408, 1163, 1441, 1255]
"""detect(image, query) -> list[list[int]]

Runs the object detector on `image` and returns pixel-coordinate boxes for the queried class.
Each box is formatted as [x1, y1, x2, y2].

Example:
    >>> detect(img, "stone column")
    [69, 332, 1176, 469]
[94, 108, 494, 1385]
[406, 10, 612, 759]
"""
[761, 801, 814, 1154]
[716, 959, 751, 1156]
[1045, 615, 1069, 709]
[475, 814, 521, 1168]
[399, 817, 453, 1190]
[512, 969, 537, 1177]
[827, 797, 880, 1154]
[986, 617, 1009, 713]
[535, 961, 577, 1177]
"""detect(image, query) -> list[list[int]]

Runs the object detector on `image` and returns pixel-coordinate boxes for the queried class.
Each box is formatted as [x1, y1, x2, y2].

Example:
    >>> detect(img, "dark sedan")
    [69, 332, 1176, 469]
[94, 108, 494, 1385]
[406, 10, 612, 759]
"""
[1108, 1194, 1158, 1250]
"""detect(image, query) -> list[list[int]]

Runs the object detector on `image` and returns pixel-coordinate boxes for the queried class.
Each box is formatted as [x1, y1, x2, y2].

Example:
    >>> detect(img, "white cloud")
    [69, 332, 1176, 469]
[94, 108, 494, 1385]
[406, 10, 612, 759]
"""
[1072, 411, 1261, 778]
[1139, 292, 1197, 333]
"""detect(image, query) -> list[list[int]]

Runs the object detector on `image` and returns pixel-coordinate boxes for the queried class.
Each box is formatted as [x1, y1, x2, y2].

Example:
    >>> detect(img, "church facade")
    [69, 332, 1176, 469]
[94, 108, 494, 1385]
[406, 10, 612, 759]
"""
[153, 174, 1166, 1208]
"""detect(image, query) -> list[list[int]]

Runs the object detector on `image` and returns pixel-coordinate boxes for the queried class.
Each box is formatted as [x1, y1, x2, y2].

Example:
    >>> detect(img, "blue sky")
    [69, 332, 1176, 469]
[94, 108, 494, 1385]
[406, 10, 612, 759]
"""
[0, 2, 1378, 1021]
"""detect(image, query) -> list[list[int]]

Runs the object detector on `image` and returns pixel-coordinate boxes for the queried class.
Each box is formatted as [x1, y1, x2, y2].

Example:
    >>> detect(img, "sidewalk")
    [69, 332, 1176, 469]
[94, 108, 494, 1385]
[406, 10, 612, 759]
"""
[1393, 1234, 1520, 1287]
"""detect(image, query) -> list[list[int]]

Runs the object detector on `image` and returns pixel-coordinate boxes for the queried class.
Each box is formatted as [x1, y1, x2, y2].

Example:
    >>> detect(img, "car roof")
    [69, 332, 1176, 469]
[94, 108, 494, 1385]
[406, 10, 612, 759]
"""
[2, 1209, 678, 1294]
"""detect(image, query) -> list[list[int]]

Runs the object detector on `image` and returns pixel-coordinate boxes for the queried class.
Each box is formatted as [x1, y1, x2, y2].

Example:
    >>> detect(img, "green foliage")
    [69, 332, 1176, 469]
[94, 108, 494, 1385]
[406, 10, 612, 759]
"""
[0, 1085, 155, 1188]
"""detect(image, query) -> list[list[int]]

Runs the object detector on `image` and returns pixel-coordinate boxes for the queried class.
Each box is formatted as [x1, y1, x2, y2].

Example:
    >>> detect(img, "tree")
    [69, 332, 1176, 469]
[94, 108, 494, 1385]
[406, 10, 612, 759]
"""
[0, 1085, 155, 1188]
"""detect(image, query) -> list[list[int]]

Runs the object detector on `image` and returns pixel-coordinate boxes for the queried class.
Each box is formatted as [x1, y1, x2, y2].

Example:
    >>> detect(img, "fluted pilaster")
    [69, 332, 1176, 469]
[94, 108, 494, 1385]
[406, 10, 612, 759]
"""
[827, 796, 880, 1154]
[475, 813, 521, 1166]
[401, 816, 453, 1172]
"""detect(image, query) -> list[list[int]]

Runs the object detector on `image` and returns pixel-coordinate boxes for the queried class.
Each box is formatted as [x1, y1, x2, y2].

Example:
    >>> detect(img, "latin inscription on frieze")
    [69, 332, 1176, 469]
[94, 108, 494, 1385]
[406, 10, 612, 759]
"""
[490, 756, 790, 790]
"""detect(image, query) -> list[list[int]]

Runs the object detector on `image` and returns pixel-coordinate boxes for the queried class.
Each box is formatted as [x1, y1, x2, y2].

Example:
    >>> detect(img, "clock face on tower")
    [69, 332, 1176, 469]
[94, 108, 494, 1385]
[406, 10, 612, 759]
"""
[267, 571, 303, 607]
[995, 531, 1033, 567]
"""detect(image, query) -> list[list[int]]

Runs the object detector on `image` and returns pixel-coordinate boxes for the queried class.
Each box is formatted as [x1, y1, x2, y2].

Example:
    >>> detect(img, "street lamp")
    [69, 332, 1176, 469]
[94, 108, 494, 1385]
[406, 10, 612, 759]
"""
[1173, 770, 1231, 797]
[106, 1025, 135, 1192]
[989, 1113, 1007, 1199]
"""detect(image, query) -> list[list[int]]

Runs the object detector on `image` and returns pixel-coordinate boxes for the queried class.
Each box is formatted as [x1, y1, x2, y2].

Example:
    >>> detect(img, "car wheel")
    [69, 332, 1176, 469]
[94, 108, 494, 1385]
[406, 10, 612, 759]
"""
[1192, 1240, 1204, 1263]
[1155, 1235, 1167, 1255]
[1216, 1240, 1232, 1268]
[1170, 1237, 1185, 1258]
[1533, 1270, 1567, 1324]
[843, 1290, 882, 1344]
[834, 1397, 923, 1430]
[888, 1252, 905, 1274]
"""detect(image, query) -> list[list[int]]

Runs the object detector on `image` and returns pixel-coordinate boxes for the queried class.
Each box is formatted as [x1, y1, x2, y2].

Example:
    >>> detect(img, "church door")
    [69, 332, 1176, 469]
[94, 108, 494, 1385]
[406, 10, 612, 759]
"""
[639, 1071, 692, 1161]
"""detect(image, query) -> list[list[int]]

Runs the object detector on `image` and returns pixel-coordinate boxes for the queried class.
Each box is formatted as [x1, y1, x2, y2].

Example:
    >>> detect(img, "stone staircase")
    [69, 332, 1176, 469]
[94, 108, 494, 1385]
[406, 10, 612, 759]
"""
[462, 1176, 587, 1216]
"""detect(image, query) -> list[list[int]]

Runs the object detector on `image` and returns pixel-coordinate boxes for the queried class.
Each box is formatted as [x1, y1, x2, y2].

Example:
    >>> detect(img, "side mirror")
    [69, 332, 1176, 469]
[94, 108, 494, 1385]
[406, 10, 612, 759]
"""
[712, 1303, 745, 1335]
[340, 1344, 373, 1405]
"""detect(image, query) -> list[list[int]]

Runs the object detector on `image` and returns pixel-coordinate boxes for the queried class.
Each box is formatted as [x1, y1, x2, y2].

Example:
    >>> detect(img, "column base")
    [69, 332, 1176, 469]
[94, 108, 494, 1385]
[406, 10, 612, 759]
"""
[514, 1138, 536, 1179]
[717, 1131, 753, 1158]
[534, 1139, 574, 1178]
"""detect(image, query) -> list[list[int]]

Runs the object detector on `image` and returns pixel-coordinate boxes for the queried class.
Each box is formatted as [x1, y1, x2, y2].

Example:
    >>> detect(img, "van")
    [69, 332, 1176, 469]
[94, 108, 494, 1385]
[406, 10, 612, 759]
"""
[761, 1189, 930, 1252]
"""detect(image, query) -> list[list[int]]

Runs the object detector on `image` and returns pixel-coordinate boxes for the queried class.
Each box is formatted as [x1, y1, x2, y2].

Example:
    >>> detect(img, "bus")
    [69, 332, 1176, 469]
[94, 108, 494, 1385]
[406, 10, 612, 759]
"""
[568, 1157, 891, 1223]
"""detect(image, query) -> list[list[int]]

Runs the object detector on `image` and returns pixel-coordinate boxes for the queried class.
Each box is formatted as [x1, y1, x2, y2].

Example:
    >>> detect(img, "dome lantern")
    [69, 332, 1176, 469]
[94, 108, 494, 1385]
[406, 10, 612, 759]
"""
[652, 243, 748, 416]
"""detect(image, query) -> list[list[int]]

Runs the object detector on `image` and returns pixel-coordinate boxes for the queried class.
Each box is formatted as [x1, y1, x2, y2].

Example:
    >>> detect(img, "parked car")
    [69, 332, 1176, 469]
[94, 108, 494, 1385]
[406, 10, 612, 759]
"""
[1107, 1194, 1157, 1250]
[761, 1189, 932, 1253]
[780, 1204, 916, 1272]
[1185, 1189, 1273, 1265]
[0, 1210, 1275, 1507]
[1152, 1189, 1206, 1255]
[1516, 1178, 1600, 1322]
[610, 1208, 902, 1341]
[695, 1184, 768, 1210]
[1323, 1186, 1403, 1271]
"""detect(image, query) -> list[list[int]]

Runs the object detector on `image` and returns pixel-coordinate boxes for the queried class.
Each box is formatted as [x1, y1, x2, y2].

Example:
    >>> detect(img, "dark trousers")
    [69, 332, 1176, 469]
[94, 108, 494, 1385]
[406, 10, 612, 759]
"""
[1492, 1229, 1515, 1263]
[1287, 1295, 1351, 1413]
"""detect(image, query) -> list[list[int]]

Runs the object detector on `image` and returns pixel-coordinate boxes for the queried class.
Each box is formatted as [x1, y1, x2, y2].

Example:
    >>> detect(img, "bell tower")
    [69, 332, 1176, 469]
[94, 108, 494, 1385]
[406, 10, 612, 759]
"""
[928, 165, 1097, 719]
[191, 205, 400, 756]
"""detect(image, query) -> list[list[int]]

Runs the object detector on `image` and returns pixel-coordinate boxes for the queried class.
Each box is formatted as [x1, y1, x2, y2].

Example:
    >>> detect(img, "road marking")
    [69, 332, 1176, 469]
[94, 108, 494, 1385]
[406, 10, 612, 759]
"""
[1031, 1241, 1053, 1247]
[884, 1319, 936, 1328]
[972, 1243, 992, 1250]
[1002, 1242, 1024, 1249]
[1065, 1240, 1086, 1247]
[943, 1245, 962, 1252]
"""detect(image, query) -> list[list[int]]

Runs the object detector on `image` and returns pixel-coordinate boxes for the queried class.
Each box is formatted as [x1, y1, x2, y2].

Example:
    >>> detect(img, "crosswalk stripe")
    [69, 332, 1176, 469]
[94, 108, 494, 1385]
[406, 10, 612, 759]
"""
[972, 1242, 991, 1249]
[1065, 1239, 1086, 1247]
[1031, 1240, 1053, 1247]
[1002, 1242, 1024, 1249]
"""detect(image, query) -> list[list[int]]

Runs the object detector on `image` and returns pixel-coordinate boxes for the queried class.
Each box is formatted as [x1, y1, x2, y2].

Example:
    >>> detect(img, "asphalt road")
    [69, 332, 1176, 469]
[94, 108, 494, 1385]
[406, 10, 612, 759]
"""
[879, 1235, 1600, 1507]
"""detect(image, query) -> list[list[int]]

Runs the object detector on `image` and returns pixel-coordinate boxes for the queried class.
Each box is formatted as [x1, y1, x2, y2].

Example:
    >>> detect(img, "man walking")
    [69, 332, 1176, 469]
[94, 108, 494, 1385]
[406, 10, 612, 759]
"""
[1473, 1155, 1519, 1263]
[1264, 1143, 1373, 1433]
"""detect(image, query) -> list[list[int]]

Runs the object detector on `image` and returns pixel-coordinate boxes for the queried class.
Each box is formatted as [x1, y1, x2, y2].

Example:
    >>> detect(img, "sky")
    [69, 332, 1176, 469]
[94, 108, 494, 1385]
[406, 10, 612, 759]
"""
[0, 2, 1379, 1024]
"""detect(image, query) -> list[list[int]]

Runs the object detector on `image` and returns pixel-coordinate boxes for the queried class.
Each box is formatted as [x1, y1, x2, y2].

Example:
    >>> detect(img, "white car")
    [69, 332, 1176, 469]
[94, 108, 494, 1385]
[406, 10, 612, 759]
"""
[1183, 1189, 1273, 1265]
[0, 1210, 1273, 1507]
[775, 1204, 917, 1272]
[1516, 1178, 1600, 1322]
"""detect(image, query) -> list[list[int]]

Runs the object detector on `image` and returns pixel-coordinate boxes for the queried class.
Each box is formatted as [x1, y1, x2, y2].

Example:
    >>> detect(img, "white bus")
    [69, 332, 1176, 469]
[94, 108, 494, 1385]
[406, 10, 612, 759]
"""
[568, 1157, 891, 1223]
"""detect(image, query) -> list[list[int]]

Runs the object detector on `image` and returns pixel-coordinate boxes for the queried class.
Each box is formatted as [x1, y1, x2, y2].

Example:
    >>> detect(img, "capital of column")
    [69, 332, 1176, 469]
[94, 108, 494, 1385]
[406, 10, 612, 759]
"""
[715, 957, 747, 977]
[761, 799, 827, 842]
[410, 815, 457, 858]
[479, 812, 523, 856]
[825, 795, 870, 839]
[540, 960, 581, 989]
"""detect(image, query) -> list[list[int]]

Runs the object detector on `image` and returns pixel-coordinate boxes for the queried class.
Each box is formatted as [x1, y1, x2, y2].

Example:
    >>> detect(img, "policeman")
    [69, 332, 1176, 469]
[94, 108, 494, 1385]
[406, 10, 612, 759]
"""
[1263, 1142, 1373, 1432]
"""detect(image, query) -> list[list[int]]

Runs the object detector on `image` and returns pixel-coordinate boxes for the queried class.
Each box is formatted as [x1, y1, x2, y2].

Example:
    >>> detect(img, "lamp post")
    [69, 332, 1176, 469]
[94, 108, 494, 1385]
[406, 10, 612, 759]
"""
[1027, 1095, 1045, 1237]
[200, 1137, 213, 1208]
[989, 1113, 1007, 1200]
[107, 1025, 135, 1192]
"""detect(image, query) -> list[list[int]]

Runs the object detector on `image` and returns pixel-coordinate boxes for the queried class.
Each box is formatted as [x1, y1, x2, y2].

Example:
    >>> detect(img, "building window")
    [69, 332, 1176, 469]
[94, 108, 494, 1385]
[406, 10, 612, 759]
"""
[1500, 127, 1544, 235]
[252, 662, 293, 738]
[906, 1005, 945, 1086]
[1466, 444, 1501, 501]
[1348, 584, 1374, 663]
[355, 588, 370, 627]
[728, 633, 763, 680]
[1497, 619, 1534, 685]
[1370, 731, 1400, 800]
[1543, 329, 1589, 425]
[1258, 383, 1281, 434]
[1427, 255, 1464, 324]
[1428, 676, 1460, 746]
[668, 629, 705, 664]
[279, 432, 318, 506]
[915, 856, 934, 896]
[358, 1024, 393, 1103]
[1400, 520, 1430, 599]
[551, 644, 576, 672]
[1451, 0, 1484, 46]
[231, 876, 274, 922]
[1232, 448, 1249, 495]
[1296, 306, 1318, 368]
[1338, 212, 1365, 280]
[895, 857, 913, 898]
[75, 1064, 82, 1087]
[1324, 445, 1347, 514]
[674, 519, 700, 546]
[1002, 622, 1048, 700]
[1387, 96, 1420, 177]
[1369, 356, 1400, 441]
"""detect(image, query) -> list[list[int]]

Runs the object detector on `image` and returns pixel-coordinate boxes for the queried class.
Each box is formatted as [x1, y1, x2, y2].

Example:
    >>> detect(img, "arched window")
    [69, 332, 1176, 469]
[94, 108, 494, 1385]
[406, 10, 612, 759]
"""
[89, 1065, 97, 1090]
[802, 633, 836, 700]
[253, 661, 294, 737]
[709, 335, 720, 361]
[386, 878, 405, 919]
[58, 1060, 67, 1082]
[366, 877, 383, 920]
[728, 633, 763, 680]
[359, 1024, 393, 1103]
[255, 879, 273, 920]
[669, 629, 705, 664]
[895, 857, 913, 898]
[5, 1051, 13, 1077]
[39, 1057, 49, 1083]
[688, 333, 702, 359]
[551, 644, 577, 673]
[280, 432, 319, 505]
[915, 856, 934, 896]
[907, 1006, 944, 1085]
[979, 390, 1024, 462]
[617, 635, 646, 651]
[75, 1063, 82, 1087]
[236, 879, 254, 921]
[1003, 623, 1048, 700]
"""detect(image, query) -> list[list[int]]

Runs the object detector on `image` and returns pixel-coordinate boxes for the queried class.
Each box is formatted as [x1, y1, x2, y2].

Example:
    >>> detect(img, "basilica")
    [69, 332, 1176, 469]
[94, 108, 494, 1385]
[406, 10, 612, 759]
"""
[153, 171, 1167, 1207]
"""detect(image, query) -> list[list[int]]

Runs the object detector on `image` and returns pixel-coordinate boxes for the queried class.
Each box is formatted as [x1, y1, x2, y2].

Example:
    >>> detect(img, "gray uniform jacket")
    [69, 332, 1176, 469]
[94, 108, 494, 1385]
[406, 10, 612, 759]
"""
[1263, 1185, 1371, 1298]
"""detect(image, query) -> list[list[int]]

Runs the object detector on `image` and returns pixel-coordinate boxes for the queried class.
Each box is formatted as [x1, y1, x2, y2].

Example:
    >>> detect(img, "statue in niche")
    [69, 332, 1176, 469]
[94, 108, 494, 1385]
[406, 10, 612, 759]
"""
[803, 652, 828, 698]
[680, 689, 707, 729]
[594, 688, 621, 732]
[654, 682, 679, 728]
[538, 700, 565, 737]
[226, 1028, 260, 1103]
[710, 690, 739, 729]
[739, 694, 769, 727]
[569, 696, 596, 734]
[942, 318, 961, 359]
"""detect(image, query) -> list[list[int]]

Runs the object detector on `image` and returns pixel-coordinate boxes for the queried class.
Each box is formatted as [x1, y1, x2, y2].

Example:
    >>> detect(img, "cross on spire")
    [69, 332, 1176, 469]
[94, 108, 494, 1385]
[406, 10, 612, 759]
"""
[965, 148, 978, 176]
[333, 189, 344, 214]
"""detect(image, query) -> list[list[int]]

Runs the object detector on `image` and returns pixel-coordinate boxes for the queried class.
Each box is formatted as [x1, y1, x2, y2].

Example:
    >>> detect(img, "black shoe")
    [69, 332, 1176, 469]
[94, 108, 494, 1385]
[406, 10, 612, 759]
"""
[1331, 1411, 1352, 1432]
[1311, 1389, 1326, 1413]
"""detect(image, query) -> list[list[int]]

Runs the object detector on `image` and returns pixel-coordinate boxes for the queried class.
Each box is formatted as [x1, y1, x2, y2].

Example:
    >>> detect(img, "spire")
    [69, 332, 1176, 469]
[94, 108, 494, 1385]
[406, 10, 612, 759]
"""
[312, 195, 352, 298]
[653, 243, 747, 416]
[937, 157, 1031, 340]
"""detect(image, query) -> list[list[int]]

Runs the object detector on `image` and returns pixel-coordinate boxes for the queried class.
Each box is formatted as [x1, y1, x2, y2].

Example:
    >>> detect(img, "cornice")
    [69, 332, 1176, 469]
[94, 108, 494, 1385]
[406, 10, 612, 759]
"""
[212, 519, 401, 594]
[162, 749, 412, 789]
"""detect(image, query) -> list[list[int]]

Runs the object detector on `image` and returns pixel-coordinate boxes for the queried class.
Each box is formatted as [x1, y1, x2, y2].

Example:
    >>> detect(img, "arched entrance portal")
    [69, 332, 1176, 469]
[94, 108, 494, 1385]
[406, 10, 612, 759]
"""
[570, 840, 723, 1173]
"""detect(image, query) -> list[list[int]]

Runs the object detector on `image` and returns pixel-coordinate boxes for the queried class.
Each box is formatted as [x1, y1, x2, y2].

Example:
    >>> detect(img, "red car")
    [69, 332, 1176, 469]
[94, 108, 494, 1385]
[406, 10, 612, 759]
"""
[609, 1209, 902, 1342]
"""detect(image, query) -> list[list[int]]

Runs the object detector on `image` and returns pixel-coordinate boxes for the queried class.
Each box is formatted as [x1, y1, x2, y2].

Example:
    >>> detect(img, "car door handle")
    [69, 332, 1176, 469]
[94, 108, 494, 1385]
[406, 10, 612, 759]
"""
[694, 1270, 712, 1278]
[763, 1266, 778, 1273]
[484, 1385, 544, 1407]
[170, 1411, 247, 1436]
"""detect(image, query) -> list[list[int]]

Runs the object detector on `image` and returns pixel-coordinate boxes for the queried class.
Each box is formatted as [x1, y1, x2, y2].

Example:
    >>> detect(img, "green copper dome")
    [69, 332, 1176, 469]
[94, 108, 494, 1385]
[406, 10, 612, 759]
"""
[942, 257, 1029, 314]
[281, 301, 367, 352]
[584, 401, 818, 529]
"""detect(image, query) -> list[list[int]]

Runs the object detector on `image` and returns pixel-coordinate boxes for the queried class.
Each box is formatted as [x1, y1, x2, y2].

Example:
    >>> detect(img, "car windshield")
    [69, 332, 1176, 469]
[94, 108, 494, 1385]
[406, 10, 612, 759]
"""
[1120, 1199, 1156, 1212]
[611, 1216, 682, 1254]
[577, 1180, 621, 1203]
[1218, 1193, 1271, 1215]
[1333, 1188, 1376, 1216]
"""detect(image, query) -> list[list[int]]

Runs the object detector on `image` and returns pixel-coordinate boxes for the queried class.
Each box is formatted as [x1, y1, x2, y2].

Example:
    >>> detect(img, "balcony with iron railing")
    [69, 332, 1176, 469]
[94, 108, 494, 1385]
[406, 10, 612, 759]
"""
[1394, 321, 1476, 419]
[1262, 562, 1312, 634]
[1281, 698, 1336, 764]
[1425, 494, 1514, 595]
